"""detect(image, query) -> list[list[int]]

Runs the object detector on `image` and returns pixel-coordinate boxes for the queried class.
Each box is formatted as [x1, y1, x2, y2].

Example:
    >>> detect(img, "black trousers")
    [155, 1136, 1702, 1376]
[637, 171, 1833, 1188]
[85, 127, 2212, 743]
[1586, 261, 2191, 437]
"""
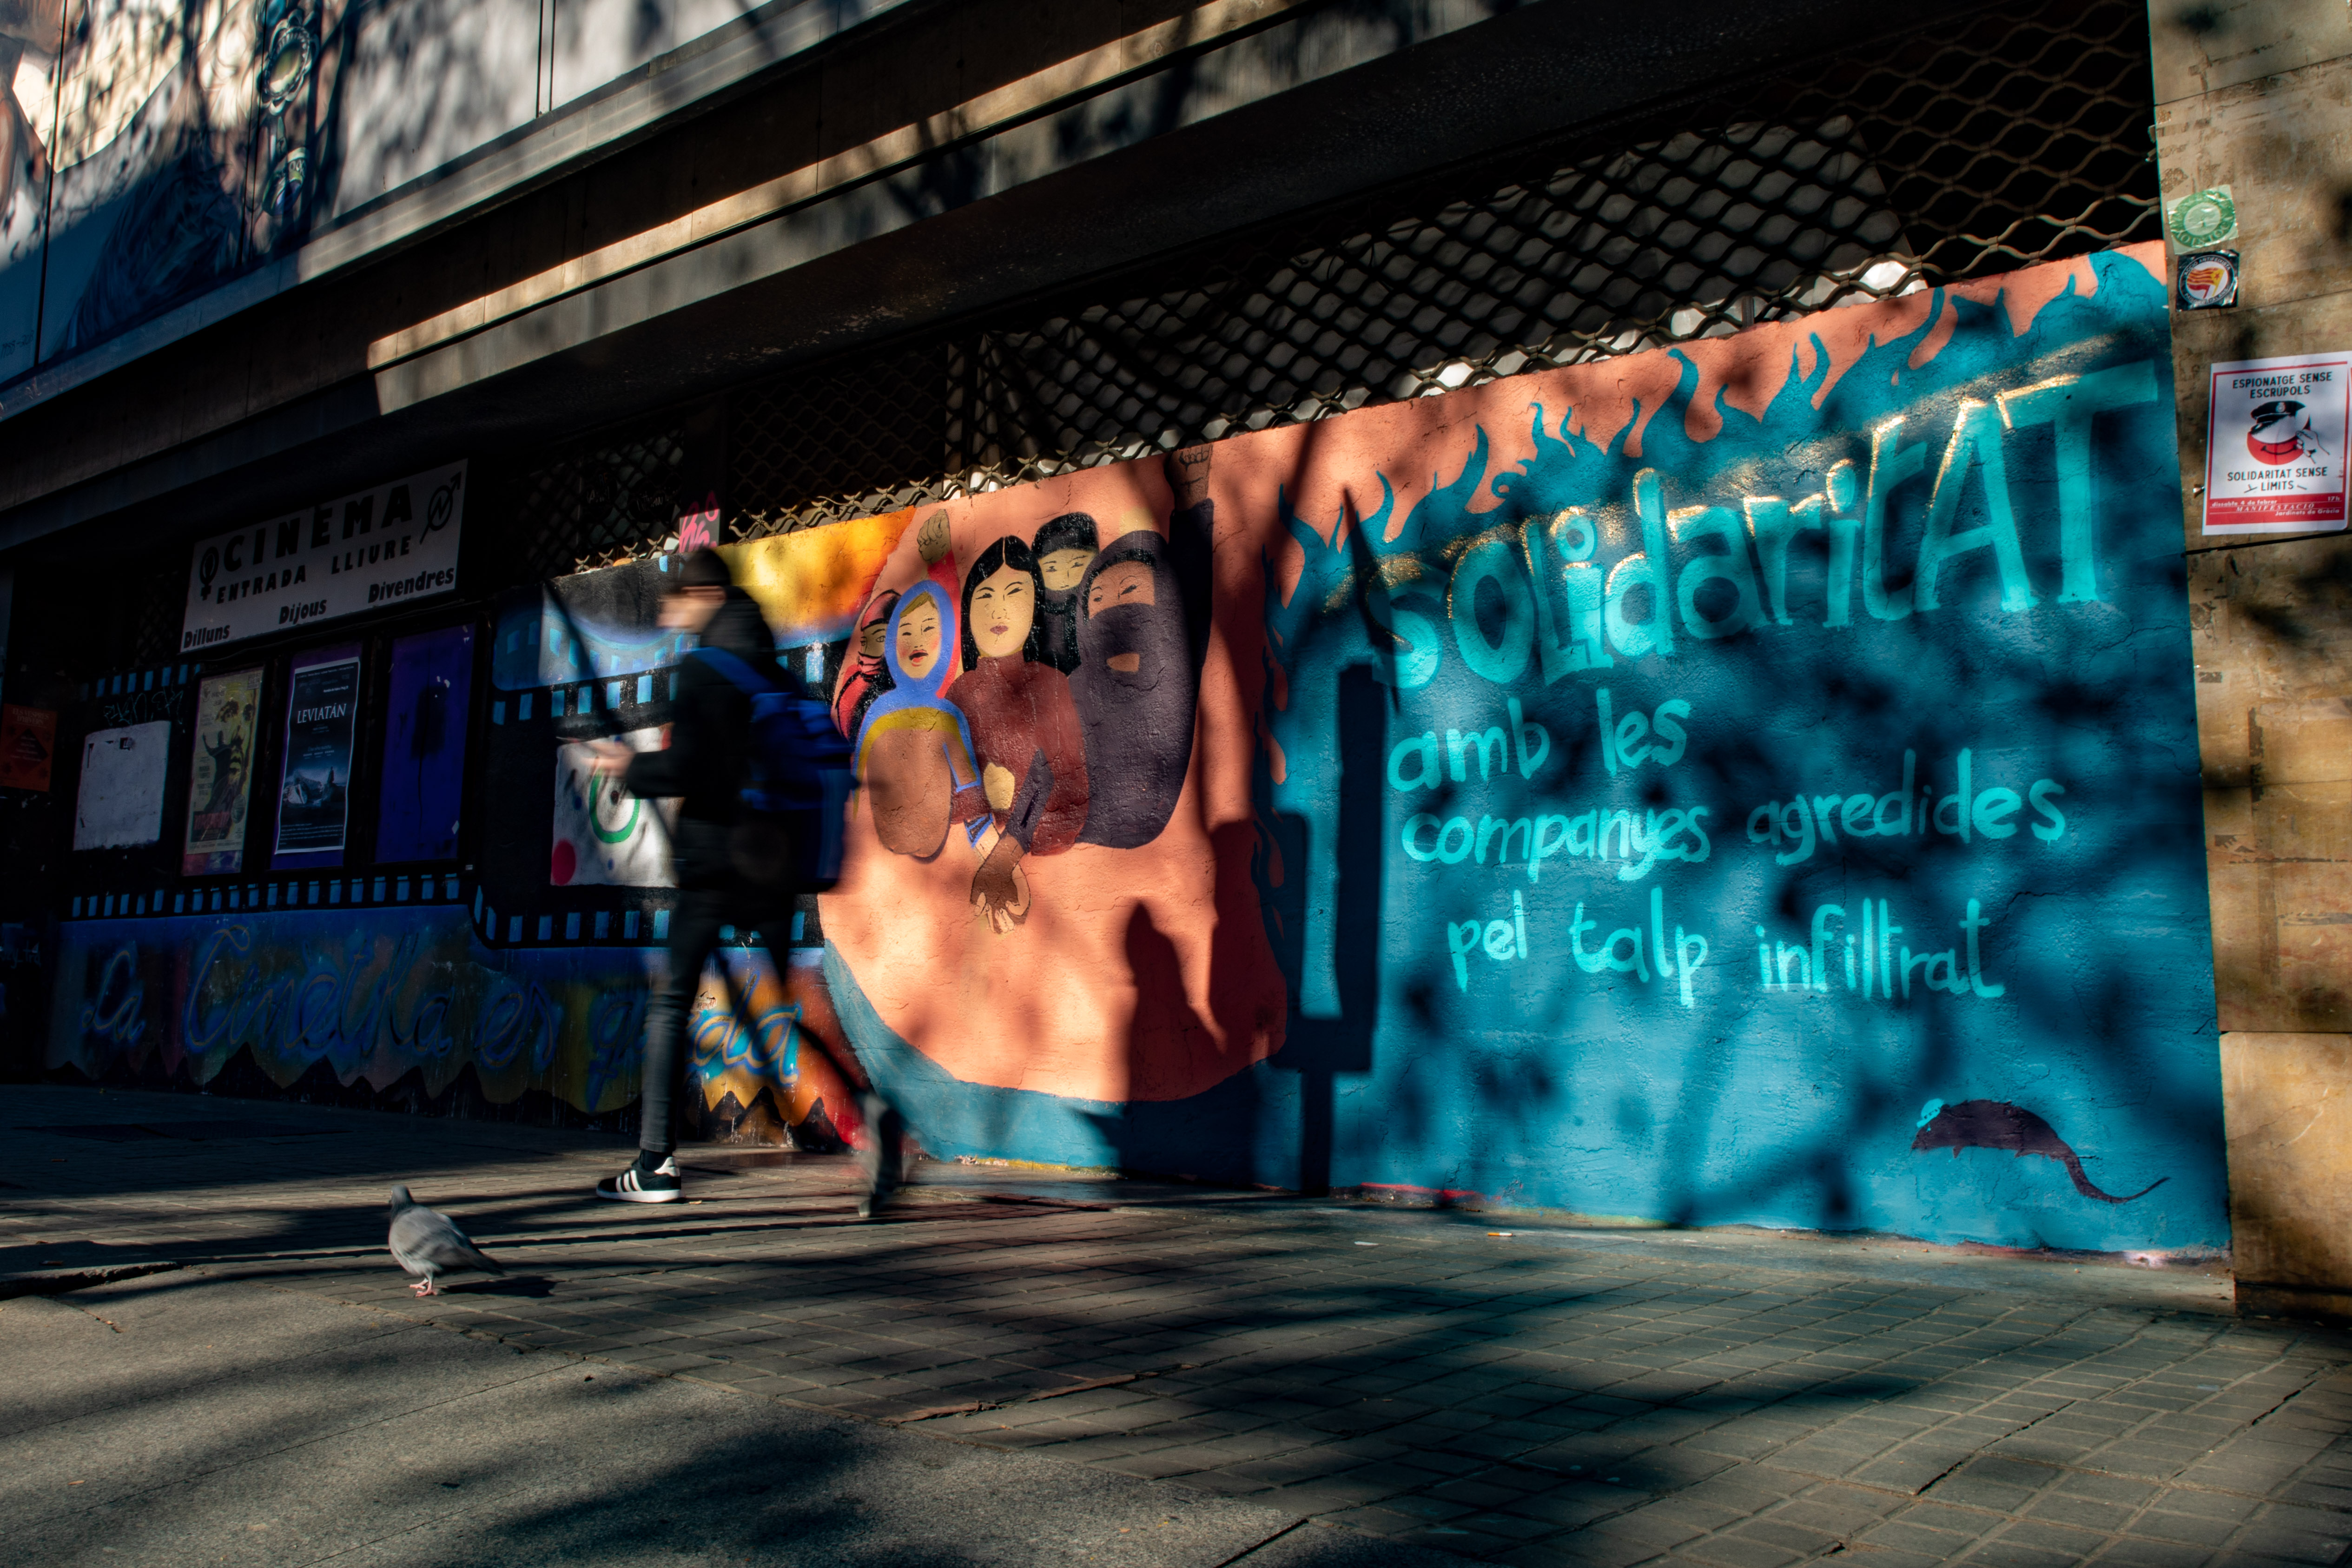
[637, 885, 870, 1155]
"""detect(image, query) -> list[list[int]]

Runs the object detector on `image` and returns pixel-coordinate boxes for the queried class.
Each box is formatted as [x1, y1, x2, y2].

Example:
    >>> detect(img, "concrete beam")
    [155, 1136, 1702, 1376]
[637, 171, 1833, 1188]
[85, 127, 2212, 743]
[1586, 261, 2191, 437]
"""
[0, 0, 1997, 557]
[0, 0, 932, 426]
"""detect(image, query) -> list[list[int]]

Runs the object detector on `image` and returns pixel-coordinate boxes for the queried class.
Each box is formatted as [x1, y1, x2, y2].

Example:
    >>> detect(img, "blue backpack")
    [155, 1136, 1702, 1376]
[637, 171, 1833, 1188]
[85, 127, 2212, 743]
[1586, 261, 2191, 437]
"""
[690, 646, 855, 889]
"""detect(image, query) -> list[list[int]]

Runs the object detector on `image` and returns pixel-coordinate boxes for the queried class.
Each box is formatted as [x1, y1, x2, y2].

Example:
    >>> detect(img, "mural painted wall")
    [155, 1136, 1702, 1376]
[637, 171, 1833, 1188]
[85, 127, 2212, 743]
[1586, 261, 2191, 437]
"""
[50, 244, 2219, 1252]
[813, 240, 2218, 1253]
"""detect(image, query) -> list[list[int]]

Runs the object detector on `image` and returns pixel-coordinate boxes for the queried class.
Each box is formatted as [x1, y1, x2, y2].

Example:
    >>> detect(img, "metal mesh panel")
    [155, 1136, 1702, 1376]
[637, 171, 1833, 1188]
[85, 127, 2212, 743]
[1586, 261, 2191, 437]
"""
[34, 560, 184, 675]
[516, 428, 688, 577]
[731, 344, 956, 540]
[958, 117, 1909, 477]
[716, 0, 2157, 535]
[126, 564, 187, 668]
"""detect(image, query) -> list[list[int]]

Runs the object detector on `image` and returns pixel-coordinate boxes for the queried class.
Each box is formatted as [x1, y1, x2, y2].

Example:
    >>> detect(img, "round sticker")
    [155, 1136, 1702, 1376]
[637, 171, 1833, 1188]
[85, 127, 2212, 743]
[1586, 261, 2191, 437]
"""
[2168, 186, 2239, 249]
[2177, 249, 2239, 311]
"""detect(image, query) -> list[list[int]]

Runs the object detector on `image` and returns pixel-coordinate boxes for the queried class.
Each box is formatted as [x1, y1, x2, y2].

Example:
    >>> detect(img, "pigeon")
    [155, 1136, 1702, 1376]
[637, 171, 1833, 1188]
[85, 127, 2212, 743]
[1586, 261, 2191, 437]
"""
[387, 1185, 505, 1297]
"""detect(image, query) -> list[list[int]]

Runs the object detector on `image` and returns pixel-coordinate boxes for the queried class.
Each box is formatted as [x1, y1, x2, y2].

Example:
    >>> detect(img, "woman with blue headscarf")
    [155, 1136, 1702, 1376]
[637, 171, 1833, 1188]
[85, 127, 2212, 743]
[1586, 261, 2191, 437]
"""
[856, 580, 988, 856]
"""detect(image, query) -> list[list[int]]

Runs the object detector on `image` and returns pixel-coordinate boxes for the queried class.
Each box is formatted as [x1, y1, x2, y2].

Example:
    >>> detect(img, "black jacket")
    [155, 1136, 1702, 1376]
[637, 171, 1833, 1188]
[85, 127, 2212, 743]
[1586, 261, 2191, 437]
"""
[624, 589, 786, 888]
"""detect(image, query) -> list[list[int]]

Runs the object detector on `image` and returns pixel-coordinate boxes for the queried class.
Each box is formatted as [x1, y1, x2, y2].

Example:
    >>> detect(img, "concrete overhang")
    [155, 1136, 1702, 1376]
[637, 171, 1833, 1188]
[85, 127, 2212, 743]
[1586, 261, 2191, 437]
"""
[0, 0, 2001, 561]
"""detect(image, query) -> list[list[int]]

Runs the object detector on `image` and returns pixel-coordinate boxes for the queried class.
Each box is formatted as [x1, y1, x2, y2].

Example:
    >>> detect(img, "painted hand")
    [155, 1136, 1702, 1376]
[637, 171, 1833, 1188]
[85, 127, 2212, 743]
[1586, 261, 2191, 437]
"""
[970, 837, 1029, 934]
[1168, 446, 1211, 509]
[917, 509, 952, 565]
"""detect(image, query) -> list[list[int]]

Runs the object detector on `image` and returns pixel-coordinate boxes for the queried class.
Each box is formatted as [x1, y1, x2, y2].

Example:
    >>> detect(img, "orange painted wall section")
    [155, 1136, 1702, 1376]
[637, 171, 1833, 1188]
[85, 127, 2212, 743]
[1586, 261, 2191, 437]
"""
[819, 467, 1288, 1104]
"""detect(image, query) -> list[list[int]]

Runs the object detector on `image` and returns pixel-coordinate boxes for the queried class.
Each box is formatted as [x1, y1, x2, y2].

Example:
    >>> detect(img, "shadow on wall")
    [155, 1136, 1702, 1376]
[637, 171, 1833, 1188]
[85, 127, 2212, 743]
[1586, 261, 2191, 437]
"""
[43, 1040, 641, 1134]
[1230, 248, 2218, 1250]
[1053, 460, 1389, 1195]
[1263, 664, 1385, 1196]
[793, 254, 2218, 1257]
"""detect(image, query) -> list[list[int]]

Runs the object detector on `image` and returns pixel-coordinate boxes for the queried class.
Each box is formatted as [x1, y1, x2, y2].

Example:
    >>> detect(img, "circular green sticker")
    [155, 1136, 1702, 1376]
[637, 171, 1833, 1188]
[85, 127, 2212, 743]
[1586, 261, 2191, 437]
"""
[2168, 187, 2237, 248]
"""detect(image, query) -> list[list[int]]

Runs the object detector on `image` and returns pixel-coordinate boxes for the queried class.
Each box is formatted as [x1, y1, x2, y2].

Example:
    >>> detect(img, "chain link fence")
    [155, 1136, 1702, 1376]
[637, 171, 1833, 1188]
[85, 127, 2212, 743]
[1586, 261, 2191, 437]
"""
[520, 0, 2160, 568]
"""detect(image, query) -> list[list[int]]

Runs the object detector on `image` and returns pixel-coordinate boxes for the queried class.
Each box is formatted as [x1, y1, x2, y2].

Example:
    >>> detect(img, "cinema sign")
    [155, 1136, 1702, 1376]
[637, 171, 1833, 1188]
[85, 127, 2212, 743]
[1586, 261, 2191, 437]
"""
[179, 462, 467, 652]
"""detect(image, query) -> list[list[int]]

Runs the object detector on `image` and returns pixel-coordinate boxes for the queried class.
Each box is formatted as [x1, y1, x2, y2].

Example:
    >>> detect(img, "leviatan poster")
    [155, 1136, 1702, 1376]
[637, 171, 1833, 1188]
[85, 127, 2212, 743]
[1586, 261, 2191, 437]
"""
[72, 721, 172, 849]
[275, 648, 360, 864]
[377, 625, 473, 862]
[184, 669, 264, 875]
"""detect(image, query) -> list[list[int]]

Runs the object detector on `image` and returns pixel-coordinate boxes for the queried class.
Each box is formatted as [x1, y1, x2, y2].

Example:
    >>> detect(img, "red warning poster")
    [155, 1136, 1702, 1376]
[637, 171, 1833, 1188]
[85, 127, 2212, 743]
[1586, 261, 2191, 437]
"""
[0, 705, 55, 791]
[2203, 351, 2352, 534]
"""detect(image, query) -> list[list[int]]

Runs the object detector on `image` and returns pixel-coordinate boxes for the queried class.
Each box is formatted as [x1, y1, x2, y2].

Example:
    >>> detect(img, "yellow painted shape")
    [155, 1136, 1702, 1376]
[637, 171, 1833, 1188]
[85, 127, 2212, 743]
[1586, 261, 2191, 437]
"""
[723, 510, 912, 639]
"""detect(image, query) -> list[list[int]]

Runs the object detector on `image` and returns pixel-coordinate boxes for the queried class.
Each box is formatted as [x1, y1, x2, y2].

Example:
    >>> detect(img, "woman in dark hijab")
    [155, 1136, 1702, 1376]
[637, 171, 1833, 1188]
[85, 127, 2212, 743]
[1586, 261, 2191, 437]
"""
[1069, 525, 1198, 849]
[950, 536, 1090, 929]
[1029, 512, 1099, 675]
[832, 589, 899, 741]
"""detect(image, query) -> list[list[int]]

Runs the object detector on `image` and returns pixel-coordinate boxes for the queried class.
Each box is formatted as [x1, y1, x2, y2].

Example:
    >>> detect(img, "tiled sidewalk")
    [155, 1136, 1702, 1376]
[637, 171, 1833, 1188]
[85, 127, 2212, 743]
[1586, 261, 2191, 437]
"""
[7, 1084, 2351, 1567]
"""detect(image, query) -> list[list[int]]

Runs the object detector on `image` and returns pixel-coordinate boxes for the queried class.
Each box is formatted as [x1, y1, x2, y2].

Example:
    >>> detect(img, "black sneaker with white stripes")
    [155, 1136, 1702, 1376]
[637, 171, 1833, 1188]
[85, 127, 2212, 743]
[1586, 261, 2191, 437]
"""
[595, 1153, 683, 1204]
[854, 1092, 905, 1220]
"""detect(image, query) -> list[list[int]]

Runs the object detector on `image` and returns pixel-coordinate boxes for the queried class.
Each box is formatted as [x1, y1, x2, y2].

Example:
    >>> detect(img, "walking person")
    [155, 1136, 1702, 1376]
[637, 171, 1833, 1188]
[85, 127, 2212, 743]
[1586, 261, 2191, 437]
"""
[580, 548, 906, 1214]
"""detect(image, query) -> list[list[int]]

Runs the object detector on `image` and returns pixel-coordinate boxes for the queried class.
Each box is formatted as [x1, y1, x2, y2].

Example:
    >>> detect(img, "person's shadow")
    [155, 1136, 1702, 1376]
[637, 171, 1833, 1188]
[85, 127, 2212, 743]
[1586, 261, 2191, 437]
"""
[1270, 664, 1384, 1194]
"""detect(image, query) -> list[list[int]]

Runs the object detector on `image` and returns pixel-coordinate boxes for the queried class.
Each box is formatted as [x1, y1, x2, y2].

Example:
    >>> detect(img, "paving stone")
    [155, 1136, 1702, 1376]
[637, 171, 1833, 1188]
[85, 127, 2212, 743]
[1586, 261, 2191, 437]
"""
[2153, 1477, 2289, 1520]
[1671, 1533, 1805, 1568]
[1097, 1449, 1212, 1479]
[1960, 1528, 2105, 1568]
[1859, 1516, 1995, 1557]
[1999, 1516, 2117, 1554]
[2225, 1521, 2352, 1564]
[2100, 1540, 2218, 1568]
[2137, 1509, 2254, 1548]
[1495, 1488, 1624, 1531]
[2020, 1488, 2144, 1537]
[1428, 1477, 1543, 1511]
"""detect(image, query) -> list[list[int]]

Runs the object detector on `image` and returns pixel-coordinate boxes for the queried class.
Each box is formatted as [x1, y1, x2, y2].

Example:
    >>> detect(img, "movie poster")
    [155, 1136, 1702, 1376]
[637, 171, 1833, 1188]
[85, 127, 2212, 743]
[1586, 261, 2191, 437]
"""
[552, 726, 676, 887]
[275, 648, 361, 864]
[72, 721, 172, 848]
[376, 625, 474, 862]
[0, 705, 56, 791]
[183, 669, 264, 875]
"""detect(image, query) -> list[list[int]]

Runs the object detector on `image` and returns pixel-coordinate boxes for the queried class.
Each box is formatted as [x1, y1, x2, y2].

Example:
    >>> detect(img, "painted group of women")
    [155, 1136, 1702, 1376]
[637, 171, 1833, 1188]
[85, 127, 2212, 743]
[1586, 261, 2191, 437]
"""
[830, 452, 1215, 929]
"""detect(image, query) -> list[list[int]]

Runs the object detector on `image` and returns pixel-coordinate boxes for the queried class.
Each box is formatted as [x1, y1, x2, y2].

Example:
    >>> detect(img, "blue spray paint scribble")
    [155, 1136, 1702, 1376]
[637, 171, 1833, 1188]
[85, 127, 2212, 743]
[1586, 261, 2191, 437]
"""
[54, 907, 653, 1111]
